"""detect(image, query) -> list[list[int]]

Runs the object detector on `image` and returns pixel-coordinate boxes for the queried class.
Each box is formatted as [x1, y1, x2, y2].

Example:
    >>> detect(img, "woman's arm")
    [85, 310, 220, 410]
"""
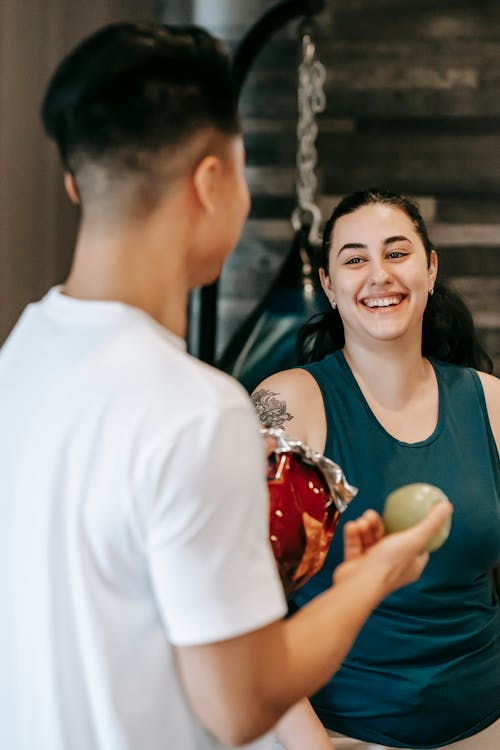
[477, 373, 500, 597]
[251, 369, 327, 452]
[477, 371, 500, 455]
[274, 698, 333, 750]
[273, 509, 395, 749]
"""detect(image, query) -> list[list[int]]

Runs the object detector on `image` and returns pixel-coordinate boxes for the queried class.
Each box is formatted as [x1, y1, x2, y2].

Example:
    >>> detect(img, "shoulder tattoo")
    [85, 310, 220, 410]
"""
[251, 389, 293, 428]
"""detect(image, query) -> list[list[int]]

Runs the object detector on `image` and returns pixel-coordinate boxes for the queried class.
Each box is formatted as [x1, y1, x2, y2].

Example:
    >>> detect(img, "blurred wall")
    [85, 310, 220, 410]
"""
[2, 1, 499, 373]
[171, 0, 500, 374]
[0, 0, 158, 343]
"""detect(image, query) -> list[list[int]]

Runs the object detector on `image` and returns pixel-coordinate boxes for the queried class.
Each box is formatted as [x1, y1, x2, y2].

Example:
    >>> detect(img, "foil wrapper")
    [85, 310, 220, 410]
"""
[263, 427, 357, 597]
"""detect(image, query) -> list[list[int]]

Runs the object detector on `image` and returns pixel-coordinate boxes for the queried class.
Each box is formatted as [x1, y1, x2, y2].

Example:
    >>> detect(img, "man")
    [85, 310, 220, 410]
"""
[0, 22, 451, 750]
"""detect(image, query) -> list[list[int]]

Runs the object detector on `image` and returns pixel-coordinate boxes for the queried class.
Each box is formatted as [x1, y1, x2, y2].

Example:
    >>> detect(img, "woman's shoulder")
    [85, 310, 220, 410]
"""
[251, 368, 326, 449]
[476, 368, 500, 394]
[476, 370, 500, 455]
[432, 360, 499, 449]
[252, 366, 318, 394]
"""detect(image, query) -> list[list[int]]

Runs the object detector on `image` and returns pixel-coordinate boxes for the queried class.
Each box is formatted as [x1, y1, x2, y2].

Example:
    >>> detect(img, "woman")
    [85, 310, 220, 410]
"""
[253, 189, 500, 749]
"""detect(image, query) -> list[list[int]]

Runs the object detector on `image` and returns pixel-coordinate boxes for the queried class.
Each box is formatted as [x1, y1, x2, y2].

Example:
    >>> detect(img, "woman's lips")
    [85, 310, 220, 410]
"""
[360, 294, 405, 309]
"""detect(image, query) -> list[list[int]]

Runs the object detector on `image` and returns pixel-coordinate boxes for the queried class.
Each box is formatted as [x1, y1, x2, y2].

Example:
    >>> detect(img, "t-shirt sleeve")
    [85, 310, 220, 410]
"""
[145, 399, 287, 646]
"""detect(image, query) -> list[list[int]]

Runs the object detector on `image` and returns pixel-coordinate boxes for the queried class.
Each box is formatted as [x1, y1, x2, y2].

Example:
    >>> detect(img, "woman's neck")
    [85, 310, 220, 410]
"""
[342, 338, 439, 442]
[342, 337, 430, 410]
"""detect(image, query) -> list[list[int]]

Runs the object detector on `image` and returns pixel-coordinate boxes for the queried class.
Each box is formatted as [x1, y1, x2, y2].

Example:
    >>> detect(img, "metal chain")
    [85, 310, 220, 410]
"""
[291, 26, 326, 244]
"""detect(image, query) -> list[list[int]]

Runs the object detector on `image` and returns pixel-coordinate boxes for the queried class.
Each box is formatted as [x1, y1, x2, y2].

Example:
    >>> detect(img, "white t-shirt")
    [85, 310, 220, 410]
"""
[0, 288, 286, 750]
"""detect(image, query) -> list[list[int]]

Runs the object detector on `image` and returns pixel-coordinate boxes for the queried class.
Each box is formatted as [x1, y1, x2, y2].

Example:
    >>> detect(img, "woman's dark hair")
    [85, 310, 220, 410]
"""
[297, 189, 493, 373]
[41, 22, 240, 172]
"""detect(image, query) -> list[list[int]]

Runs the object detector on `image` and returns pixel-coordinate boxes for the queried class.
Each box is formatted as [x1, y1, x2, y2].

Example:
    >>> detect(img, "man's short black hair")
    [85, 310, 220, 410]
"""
[41, 22, 240, 173]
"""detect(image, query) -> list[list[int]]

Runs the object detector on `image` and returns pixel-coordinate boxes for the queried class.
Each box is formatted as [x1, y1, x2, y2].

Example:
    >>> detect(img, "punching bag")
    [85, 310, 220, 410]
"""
[218, 19, 327, 392]
[218, 225, 328, 392]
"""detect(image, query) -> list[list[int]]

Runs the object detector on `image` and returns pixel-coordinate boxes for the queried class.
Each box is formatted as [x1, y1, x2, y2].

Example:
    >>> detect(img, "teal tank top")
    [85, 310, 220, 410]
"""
[293, 351, 500, 748]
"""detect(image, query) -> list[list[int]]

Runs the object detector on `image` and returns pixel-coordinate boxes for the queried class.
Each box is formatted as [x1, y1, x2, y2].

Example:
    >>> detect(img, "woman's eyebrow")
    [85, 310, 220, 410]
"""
[384, 235, 413, 245]
[337, 242, 366, 256]
[337, 235, 413, 256]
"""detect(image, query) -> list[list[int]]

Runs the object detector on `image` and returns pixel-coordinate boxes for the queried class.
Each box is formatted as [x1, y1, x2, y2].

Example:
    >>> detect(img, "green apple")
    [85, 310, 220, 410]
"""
[383, 483, 451, 552]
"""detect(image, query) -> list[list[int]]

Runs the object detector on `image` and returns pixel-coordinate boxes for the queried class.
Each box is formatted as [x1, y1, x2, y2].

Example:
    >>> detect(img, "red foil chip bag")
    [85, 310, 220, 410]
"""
[263, 427, 357, 597]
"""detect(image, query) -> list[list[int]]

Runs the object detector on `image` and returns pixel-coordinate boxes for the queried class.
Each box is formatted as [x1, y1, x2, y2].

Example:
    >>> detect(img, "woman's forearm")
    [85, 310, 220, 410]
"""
[274, 698, 333, 750]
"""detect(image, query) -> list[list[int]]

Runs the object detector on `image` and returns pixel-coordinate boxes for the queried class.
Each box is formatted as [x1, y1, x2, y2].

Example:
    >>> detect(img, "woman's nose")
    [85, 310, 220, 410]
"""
[369, 261, 392, 286]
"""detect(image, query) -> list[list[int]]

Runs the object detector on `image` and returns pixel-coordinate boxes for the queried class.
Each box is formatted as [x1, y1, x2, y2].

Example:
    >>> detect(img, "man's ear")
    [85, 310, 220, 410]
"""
[192, 155, 222, 215]
[63, 172, 80, 205]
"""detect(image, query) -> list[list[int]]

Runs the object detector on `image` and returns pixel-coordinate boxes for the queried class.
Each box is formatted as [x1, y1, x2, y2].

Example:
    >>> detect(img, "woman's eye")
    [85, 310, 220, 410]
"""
[388, 250, 408, 259]
[344, 256, 363, 265]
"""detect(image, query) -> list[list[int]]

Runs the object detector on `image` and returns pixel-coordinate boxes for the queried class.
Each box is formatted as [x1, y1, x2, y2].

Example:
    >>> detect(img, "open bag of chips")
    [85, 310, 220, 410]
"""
[263, 427, 357, 597]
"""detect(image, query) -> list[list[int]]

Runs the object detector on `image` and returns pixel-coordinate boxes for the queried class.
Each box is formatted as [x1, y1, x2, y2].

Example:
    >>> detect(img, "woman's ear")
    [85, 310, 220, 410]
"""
[192, 154, 222, 216]
[63, 172, 80, 205]
[319, 267, 336, 306]
[428, 249, 438, 289]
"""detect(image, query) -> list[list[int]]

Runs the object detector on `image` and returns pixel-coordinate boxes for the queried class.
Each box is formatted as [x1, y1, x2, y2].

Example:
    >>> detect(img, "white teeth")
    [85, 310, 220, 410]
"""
[364, 296, 401, 308]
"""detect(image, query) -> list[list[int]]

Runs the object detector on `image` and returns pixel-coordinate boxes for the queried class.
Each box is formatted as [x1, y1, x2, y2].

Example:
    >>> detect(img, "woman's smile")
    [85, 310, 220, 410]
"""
[320, 203, 437, 345]
[359, 293, 407, 310]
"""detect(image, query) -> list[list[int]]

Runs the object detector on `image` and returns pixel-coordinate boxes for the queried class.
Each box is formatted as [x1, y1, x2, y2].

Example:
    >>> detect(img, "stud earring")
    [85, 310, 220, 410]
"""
[428, 287, 434, 296]
[331, 299, 337, 310]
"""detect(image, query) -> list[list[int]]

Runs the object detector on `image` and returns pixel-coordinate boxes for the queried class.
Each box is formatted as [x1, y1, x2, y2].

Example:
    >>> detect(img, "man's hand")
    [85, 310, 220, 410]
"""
[177, 503, 452, 746]
[343, 509, 385, 560]
[335, 502, 453, 595]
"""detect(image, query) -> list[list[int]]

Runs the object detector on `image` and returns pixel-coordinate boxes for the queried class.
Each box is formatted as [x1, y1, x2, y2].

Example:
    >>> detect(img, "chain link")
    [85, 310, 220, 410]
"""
[291, 28, 326, 244]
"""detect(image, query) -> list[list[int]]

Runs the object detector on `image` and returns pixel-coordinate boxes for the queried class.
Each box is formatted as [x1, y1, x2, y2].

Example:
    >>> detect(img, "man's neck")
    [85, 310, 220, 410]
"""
[62, 214, 190, 339]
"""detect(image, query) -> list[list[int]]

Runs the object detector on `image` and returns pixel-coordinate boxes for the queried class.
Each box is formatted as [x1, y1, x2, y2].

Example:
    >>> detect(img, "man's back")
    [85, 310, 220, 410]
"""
[0, 288, 284, 749]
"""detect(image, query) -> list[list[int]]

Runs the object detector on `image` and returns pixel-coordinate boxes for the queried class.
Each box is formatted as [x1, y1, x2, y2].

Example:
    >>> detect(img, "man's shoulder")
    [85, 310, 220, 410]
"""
[120, 324, 253, 422]
[160, 352, 254, 430]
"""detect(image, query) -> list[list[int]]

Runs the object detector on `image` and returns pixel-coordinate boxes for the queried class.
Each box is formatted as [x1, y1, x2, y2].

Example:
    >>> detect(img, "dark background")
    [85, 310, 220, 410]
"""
[1, 0, 499, 373]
